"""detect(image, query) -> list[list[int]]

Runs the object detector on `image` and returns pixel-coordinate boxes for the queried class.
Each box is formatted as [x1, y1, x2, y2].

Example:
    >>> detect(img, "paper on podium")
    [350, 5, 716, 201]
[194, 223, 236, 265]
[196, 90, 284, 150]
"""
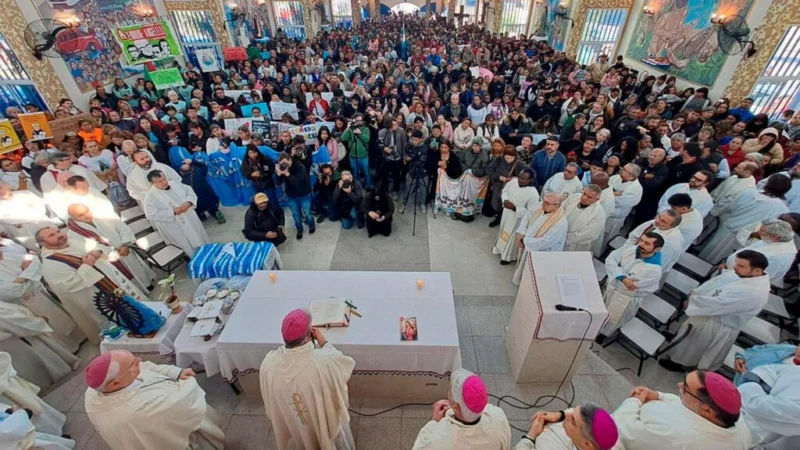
[556, 274, 589, 310]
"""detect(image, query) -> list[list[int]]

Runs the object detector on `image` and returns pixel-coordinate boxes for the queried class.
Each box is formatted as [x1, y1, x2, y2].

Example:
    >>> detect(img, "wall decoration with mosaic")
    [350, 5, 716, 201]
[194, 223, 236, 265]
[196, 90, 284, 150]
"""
[164, 0, 233, 47]
[0, 1, 69, 109]
[723, 0, 800, 102]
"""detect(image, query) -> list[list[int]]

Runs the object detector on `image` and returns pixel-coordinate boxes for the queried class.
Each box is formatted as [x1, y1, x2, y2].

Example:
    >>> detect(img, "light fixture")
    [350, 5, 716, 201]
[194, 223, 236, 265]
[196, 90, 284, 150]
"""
[710, 13, 728, 26]
[642, 6, 655, 16]
[137, 6, 156, 18]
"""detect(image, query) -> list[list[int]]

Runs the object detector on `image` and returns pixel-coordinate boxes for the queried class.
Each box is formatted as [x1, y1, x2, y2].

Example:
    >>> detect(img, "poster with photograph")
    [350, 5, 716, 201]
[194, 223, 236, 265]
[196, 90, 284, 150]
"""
[0, 120, 21, 154]
[400, 317, 418, 341]
[241, 102, 269, 119]
[115, 21, 181, 65]
[196, 48, 221, 72]
[48, 113, 93, 146]
[18, 113, 53, 141]
[251, 120, 270, 137]
[224, 118, 253, 132]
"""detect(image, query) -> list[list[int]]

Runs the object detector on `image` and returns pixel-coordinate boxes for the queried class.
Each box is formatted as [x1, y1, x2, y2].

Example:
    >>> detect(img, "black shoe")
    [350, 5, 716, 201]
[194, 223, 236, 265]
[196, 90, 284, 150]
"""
[309, 225, 316, 234]
[316, 215, 325, 224]
[357, 220, 365, 229]
[488, 217, 501, 228]
[296, 231, 303, 240]
[595, 335, 606, 345]
[197, 212, 207, 222]
[500, 260, 510, 265]
[658, 359, 689, 373]
[147, 284, 155, 292]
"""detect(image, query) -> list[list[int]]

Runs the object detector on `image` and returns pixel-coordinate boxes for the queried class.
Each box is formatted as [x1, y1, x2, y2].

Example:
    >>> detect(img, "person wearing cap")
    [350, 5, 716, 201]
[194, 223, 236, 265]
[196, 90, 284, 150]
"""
[614, 371, 751, 449]
[738, 361, 800, 448]
[660, 250, 770, 372]
[515, 402, 619, 450]
[243, 192, 286, 245]
[259, 309, 356, 450]
[84, 350, 225, 450]
[412, 368, 511, 449]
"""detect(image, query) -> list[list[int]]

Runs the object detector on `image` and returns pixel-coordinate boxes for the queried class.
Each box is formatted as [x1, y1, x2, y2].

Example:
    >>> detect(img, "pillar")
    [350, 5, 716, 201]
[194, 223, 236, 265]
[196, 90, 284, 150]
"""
[350, 0, 361, 28]
[490, 0, 502, 34]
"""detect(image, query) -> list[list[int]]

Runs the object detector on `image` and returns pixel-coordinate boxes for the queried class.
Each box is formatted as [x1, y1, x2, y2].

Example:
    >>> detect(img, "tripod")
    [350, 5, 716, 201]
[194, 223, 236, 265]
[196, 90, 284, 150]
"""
[401, 173, 437, 236]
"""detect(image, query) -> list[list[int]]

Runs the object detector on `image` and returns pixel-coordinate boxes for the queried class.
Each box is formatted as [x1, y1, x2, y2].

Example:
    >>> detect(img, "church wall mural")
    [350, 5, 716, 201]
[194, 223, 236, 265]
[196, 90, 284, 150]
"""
[544, 0, 570, 52]
[625, 0, 755, 87]
[32, 0, 160, 93]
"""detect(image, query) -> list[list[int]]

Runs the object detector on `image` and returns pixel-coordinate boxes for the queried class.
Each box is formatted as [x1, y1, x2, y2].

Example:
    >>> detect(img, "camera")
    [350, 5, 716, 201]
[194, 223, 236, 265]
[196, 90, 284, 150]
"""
[279, 162, 290, 171]
[342, 180, 353, 190]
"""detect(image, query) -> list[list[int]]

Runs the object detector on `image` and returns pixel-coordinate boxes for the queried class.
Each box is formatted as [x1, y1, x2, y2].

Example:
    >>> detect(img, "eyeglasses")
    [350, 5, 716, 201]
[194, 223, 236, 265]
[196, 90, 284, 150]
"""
[680, 373, 707, 406]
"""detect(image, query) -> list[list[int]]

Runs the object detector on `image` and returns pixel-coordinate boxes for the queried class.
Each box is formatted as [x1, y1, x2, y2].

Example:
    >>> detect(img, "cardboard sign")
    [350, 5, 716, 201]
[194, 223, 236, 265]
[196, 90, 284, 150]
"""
[224, 118, 253, 132]
[48, 113, 93, 146]
[223, 47, 248, 61]
[269, 101, 299, 120]
[251, 119, 270, 137]
[224, 90, 253, 104]
[18, 113, 53, 142]
[241, 102, 269, 119]
[148, 68, 185, 90]
[287, 122, 335, 144]
[196, 48, 221, 73]
[0, 120, 21, 154]
[115, 21, 181, 65]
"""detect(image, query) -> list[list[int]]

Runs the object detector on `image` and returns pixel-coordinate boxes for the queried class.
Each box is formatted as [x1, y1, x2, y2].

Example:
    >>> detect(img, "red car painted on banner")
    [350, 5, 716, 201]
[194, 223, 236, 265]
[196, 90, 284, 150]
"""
[56, 29, 104, 55]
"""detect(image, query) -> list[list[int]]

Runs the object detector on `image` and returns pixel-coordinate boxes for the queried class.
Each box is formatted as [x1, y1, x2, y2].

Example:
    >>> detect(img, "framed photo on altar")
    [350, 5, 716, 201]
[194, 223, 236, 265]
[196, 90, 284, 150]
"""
[400, 317, 418, 341]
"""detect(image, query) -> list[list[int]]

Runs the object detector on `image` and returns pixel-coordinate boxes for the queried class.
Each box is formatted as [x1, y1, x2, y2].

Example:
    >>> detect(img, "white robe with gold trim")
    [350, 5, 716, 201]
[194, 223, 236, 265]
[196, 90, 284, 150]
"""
[413, 404, 511, 450]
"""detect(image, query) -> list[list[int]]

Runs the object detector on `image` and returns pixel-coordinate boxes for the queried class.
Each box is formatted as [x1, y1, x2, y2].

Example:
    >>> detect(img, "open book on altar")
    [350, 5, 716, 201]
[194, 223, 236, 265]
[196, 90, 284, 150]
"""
[309, 298, 350, 328]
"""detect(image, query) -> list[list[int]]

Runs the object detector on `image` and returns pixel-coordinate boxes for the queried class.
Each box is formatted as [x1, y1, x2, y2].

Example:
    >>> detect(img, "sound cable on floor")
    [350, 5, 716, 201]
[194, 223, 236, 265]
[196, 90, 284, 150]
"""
[348, 309, 593, 427]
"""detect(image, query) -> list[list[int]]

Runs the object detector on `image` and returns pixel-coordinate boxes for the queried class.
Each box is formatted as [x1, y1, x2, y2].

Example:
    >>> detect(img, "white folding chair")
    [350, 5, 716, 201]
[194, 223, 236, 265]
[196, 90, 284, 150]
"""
[638, 293, 677, 329]
[675, 252, 714, 281]
[720, 344, 744, 380]
[593, 258, 607, 284]
[135, 232, 165, 253]
[603, 317, 693, 376]
[120, 205, 145, 224]
[660, 270, 700, 303]
[128, 219, 154, 238]
[609, 236, 627, 251]
[148, 245, 187, 274]
[739, 317, 781, 346]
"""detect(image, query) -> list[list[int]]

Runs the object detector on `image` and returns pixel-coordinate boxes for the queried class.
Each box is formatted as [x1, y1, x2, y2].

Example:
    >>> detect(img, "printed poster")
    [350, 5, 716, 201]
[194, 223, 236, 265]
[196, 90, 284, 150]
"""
[196, 48, 221, 72]
[147, 68, 185, 90]
[115, 20, 181, 65]
[270, 101, 299, 120]
[48, 113, 93, 146]
[224, 90, 253, 104]
[0, 120, 21, 154]
[18, 113, 53, 142]
[241, 102, 269, 118]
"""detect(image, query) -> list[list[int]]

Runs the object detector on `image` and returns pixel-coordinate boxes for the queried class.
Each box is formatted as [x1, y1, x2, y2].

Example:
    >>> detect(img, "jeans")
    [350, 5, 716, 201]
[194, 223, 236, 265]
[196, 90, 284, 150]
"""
[313, 191, 338, 220]
[340, 207, 359, 229]
[286, 195, 314, 231]
[349, 156, 371, 188]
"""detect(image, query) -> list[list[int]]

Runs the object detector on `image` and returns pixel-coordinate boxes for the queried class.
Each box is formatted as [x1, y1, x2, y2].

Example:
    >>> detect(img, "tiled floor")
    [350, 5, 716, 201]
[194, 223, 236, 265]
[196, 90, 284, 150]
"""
[42, 204, 684, 449]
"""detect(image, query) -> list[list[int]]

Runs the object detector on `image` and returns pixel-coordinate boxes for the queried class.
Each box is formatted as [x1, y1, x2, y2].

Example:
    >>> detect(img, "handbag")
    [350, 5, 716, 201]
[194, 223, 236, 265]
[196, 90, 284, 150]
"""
[335, 138, 347, 162]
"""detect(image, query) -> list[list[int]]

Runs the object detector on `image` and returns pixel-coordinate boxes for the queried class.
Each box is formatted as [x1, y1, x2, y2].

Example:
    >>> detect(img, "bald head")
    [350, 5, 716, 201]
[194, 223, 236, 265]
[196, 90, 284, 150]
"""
[591, 172, 610, 190]
[85, 350, 141, 393]
[121, 139, 137, 155]
[67, 203, 93, 223]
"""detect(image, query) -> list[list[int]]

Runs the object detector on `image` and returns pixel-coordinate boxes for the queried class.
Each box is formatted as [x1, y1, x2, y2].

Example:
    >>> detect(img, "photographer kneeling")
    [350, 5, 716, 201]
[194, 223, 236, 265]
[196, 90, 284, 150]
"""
[313, 163, 339, 223]
[333, 170, 364, 229]
[242, 192, 287, 246]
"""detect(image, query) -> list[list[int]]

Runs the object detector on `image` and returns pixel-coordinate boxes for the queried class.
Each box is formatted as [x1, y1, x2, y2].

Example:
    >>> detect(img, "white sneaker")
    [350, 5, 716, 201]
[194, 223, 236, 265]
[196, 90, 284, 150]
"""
[421, 206, 427, 214]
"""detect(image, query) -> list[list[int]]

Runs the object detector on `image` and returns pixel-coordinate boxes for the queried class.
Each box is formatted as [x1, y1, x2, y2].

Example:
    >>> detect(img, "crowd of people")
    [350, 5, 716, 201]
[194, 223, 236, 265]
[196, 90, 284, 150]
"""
[0, 11, 799, 450]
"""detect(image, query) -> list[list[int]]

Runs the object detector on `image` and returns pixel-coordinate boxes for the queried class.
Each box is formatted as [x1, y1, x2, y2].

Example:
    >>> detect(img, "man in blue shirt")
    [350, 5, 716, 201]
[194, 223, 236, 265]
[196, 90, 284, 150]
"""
[729, 97, 755, 123]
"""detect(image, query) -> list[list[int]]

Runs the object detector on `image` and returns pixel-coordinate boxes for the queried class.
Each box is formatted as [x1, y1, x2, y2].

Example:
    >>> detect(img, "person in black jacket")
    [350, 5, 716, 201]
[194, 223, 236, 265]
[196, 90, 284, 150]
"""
[333, 170, 364, 229]
[558, 113, 588, 155]
[632, 148, 670, 226]
[275, 151, 315, 239]
[362, 186, 395, 238]
[241, 143, 277, 201]
[242, 193, 286, 246]
[667, 142, 704, 186]
[313, 164, 339, 223]
[187, 122, 208, 153]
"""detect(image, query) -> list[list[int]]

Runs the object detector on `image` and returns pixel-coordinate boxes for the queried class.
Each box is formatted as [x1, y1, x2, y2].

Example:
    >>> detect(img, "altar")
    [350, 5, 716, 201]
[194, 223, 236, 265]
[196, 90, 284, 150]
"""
[216, 271, 461, 401]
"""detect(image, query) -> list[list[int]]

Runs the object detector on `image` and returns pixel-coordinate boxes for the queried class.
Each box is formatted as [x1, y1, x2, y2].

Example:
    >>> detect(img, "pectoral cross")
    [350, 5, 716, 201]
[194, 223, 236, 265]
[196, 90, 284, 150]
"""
[291, 393, 309, 425]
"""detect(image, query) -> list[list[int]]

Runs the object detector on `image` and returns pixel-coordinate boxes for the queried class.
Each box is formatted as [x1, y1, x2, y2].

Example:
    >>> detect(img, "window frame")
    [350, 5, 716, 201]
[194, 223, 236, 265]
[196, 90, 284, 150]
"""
[749, 25, 800, 120]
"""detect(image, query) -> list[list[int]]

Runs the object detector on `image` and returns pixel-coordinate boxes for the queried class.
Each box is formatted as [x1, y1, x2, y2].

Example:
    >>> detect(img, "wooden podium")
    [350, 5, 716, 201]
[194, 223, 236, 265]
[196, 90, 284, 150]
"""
[505, 252, 608, 383]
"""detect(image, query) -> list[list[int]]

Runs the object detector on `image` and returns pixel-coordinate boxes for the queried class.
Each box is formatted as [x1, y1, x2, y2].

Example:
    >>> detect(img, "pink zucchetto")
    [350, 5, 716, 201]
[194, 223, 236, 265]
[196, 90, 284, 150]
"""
[451, 368, 488, 422]
[704, 371, 742, 415]
[591, 408, 619, 450]
[84, 353, 113, 390]
[281, 309, 311, 343]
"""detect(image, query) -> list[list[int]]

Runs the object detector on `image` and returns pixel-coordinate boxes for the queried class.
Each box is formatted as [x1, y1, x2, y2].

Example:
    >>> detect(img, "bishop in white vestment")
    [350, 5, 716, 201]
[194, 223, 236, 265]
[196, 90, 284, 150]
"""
[662, 250, 770, 371]
[602, 165, 643, 248]
[85, 350, 225, 450]
[66, 203, 156, 293]
[39, 228, 149, 343]
[723, 219, 797, 284]
[513, 403, 619, 450]
[512, 193, 569, 285]
[0, 251, 83, 353]
[126, 151, 183, 202]
[260, 310, 356, 450]
[563, 186, 606, 252]
[699, 177, 791, 264]
[143, 171, 209, 257]
[625, 210, 684, 274]
[613, 372, 751, 450]
[0, 352, 70, 437]
[493, 171, 540, 264]
[413, 368, 511, 449]
[541, 164, 583, 198]
[600, 233, 663, 337]
[739, 364, 800, 449]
